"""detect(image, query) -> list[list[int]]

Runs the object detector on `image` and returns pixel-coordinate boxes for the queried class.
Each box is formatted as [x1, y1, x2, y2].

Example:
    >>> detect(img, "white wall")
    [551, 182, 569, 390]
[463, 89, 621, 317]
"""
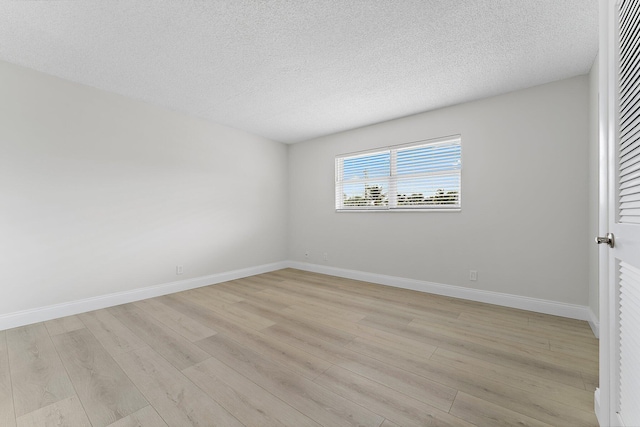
[0, 61, 288, 317]
[588, 55, 600, 320]
[289, 76, 590, 305]
[0, 58, 593, 322]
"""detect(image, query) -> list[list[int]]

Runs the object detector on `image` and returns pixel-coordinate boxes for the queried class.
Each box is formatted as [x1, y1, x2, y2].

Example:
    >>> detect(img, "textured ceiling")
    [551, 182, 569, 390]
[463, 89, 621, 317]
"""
[0, 1, 598, 143]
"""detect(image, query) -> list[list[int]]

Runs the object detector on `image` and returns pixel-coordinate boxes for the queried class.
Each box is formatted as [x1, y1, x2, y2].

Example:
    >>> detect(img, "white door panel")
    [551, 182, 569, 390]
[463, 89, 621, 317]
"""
[600, 1, 640, 426]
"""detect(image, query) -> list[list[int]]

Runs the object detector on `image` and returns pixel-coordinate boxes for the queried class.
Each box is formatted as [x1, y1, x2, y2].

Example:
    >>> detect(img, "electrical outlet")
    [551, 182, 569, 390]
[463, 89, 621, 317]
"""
[304, 250, 309, 259]
[469, 270, 477, 281]
[323, 252, 328, 262]
[176, 265, 184, 275]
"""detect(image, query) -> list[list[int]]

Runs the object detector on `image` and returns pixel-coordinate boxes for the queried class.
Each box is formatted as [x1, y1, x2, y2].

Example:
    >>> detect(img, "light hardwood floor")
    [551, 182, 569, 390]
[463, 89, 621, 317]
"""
[0, 269, 599, 426]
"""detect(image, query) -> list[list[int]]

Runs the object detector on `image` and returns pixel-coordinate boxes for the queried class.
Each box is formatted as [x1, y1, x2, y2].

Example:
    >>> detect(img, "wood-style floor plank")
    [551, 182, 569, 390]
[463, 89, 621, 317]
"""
[314, 365, 473, 427]
[184, 357, 322, 427]
[2, 268, 599, 426]
[108, 303, 209, 370]
[112, 346, 242, 427]
[408, 317, 596, 373]
[236, 274, 280, 287]
[162, 294, 332, 380]
[459, 311, 597, 347]
[133, 298, 217, 342]
[196, 334, 384, 427]
[222, 327, 332, 380]
[409, 314, 551, 350]
[342, 327, 597, 425]
[358, 315, 587, 389]
[261, 322, 457, 412]
[105, 405, 168, 427]
[279, 311, 438, 358]
[44, 315, 85, 337]
[0, 331, 16, 427]
[78, 309, 146, 356]
[424, 360, 598, 425]
[449, 392, 554, 427]
[269, 279, 439, 323]
[213, 284, 291, 312]
[274, 275, 461, 322]
[256, 288, 368, 322]
[51, 329, 148, 427]
[550, 338, 599, 361]
[180, 288, 276, 331]
[304, 280, 463, 323]
[189, 286, 245, 304]
[15, 395, 91, 427]
[582, 370, 600, 392]
[234, 298, 357, 346]
[430, 348, 594, 412]
[6, 324, 75, 418]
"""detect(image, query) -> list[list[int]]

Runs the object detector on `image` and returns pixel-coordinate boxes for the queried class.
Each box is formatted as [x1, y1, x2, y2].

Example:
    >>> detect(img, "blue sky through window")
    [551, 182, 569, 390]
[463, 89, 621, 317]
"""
[342, 152, 390, 181]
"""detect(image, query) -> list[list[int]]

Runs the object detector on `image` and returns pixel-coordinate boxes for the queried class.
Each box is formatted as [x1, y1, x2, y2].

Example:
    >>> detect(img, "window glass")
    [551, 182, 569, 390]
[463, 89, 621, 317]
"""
[335, 136, 461, 211]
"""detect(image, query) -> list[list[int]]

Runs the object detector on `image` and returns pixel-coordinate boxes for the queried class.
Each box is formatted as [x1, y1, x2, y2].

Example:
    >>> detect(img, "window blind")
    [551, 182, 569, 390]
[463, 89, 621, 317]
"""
[335, 136, 461, 211]
[335, 150, 390, 209]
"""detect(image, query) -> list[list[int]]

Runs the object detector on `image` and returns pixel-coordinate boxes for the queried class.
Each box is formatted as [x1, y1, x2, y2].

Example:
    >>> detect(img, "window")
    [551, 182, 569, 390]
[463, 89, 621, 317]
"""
[335, 135, 461, 211]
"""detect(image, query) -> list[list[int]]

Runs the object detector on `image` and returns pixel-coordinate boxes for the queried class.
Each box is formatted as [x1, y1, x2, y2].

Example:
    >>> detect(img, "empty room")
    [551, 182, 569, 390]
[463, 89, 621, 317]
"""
[1, 0, 638, 426]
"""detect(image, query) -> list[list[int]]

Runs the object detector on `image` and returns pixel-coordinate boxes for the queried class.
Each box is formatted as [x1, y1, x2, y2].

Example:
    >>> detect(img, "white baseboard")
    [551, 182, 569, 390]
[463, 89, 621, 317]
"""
[594, 388, 601, 426]
[0, 261, 288, 331]
[1, 260, 598, 334]
[287, 261, 594, 323]
[588, 308, 600, 339]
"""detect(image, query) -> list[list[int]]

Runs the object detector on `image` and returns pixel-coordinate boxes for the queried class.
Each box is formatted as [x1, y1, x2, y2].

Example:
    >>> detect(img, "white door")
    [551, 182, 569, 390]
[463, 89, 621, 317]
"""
[598, 0, 640, 426]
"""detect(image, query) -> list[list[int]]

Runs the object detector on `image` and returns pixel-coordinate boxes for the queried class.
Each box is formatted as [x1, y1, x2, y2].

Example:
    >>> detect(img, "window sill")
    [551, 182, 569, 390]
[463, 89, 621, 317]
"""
[335, 208, 461, 213]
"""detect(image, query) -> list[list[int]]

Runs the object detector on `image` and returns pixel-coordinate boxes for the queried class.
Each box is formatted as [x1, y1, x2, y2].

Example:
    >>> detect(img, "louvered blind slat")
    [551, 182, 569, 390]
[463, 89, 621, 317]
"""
[619, 0, 640, 225]
[621, 161, 640, 180]
[619, 40, 640, 78]
[620, 216, 640, 224]
[619, 22, 640, 61]
[619, 24, 640, 68]
[620, 144, 640, 164]
[621, 155, 640, 174]
[620, 176, 640, 191]
[621, 82, 640, 115]
[620, 186, 640, 197]
[620, 101, 640, 133]
[620, 200, 640, 209]
[620, 0, 640, 44]
[620, 1, 640, 47]
[621, 168, 640, 184]
[620, 74, 640, 110]
[621, 262, 640, 283]
[621, 192, 640, 203]
[621, 85, 640, 117]
[622, 298, 640, 324]
[619, 261, 640, 426]
[621, 127, 640, 154]
[620, 0, 638, 29]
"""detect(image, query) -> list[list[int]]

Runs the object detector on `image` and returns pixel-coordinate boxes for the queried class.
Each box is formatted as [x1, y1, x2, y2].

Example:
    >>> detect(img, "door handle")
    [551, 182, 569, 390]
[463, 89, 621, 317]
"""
[595, 233, 615, 248]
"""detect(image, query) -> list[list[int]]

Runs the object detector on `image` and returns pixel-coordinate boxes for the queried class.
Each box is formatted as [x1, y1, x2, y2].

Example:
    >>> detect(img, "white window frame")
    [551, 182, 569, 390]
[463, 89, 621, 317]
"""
[335, 135, 462, 212]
